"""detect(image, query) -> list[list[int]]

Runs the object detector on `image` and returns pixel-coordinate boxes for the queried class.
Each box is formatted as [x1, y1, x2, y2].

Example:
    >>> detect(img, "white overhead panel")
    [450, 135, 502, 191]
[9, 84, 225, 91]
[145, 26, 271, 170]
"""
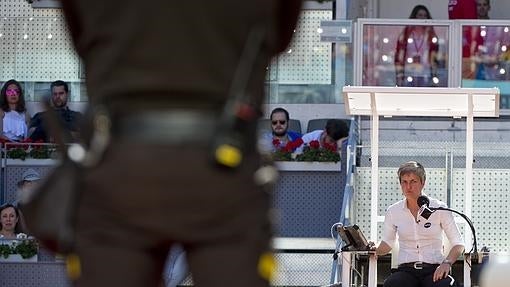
[343, 86, 500, 117]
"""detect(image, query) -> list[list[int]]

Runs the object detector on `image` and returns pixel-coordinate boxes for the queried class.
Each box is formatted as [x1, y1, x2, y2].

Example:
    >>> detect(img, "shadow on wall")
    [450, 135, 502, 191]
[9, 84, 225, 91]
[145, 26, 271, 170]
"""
[276, 85, 334, 104]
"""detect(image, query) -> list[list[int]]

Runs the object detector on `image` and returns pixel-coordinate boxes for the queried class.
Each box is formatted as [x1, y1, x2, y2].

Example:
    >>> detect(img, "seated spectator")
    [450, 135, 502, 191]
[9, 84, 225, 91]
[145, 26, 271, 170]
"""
[14, 168, 41, 207]
[260, 107, 302, 153]
[0, 79, 30, 142]
[29, 80, 83, 142]
[296, 119, 349, 153]
[0, 204, 25, 239]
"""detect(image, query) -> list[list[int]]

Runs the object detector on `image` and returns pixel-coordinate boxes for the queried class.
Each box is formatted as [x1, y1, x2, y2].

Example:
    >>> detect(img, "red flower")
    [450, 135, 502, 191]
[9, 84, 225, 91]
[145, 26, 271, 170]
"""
[323, 142, 337, 152]
[309, 140, 320, 149]
[282, 138, 299, 151]
[291, 138, 304, 149]
[272, 138, 281, 148]
[283, 145, 293, 153]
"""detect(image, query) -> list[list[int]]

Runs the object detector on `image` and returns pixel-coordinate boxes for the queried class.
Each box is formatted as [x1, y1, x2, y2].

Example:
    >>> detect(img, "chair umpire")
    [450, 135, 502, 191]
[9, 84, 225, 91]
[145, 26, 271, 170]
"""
[58, 1, 302, 286]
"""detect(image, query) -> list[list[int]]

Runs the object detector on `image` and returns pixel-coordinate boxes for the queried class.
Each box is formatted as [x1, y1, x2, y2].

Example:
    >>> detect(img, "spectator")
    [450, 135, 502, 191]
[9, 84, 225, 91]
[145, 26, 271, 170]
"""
[296, 119, 348, 153]
[449, 0, 481, 79]
[0, 204, 24, 239]
[477, 0, 490, 19]
[448, 0, 477, 19]
[474, 0, 510, 80]
[260, 107, 302, 153]
[0, 79, 30, 142]
[395, 5, 440, 87]
[375, 161, 464, 287]
[15, 168, 41, 207]
[29, 80, 83, 142]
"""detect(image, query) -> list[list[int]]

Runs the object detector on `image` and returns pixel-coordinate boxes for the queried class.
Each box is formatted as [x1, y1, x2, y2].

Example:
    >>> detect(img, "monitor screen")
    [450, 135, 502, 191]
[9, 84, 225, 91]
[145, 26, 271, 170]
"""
[337, 224, 371, 251]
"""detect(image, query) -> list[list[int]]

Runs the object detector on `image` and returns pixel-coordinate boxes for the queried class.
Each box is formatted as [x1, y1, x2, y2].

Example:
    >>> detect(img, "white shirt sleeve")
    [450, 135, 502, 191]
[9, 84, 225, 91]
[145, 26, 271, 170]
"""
[440, 208, 464, 248]
[381, 207, 398, 247]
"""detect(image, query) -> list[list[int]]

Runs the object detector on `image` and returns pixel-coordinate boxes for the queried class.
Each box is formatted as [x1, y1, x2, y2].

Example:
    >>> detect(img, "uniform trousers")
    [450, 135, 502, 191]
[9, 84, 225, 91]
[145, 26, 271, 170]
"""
[73, 139, 272, 287]
[384, 264, 456, 287]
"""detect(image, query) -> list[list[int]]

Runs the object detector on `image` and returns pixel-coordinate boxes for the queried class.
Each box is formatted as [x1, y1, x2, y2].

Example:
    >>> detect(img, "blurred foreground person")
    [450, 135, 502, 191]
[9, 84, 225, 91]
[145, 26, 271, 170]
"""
[58, 0, 302, 286]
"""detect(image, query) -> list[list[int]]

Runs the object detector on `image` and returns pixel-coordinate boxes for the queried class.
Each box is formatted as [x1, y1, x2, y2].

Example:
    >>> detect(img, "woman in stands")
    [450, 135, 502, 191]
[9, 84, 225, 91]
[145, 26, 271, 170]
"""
[394, 5, 440, 87]
[0, 204, 24, 239]
[0, 79, 30, 142]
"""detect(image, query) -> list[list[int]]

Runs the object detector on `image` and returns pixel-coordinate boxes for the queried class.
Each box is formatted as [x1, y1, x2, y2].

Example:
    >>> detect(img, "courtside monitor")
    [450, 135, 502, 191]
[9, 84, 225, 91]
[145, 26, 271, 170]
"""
[337, 224, 371, 251]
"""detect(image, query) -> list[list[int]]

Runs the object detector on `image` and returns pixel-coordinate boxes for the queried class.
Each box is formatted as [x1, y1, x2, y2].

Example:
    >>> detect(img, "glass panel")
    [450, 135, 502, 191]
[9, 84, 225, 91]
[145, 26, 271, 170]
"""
[461, 25, 510, 109]
[362, 24, 449, 88]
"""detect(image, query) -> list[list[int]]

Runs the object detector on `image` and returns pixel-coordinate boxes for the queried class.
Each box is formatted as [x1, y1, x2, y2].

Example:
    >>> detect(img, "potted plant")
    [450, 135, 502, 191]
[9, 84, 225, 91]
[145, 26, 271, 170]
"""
[0, 234, 39, 262]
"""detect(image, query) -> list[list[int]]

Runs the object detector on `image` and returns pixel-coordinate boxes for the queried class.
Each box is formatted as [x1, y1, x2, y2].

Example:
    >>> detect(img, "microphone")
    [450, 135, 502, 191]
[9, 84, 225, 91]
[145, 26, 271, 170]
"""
[417, 195, 430, 208]
[417, 195, 434, 220]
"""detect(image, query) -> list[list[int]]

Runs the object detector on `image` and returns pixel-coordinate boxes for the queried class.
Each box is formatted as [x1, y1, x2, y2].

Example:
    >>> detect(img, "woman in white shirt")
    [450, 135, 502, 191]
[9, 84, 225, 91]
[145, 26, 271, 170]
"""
[375, 161, 464, 287]
[0, 79, 30, 142]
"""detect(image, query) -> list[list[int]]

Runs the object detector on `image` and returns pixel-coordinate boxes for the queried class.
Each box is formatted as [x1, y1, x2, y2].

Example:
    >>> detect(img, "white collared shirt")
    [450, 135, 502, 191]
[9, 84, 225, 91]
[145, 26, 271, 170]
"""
[381, 196, 464, 265]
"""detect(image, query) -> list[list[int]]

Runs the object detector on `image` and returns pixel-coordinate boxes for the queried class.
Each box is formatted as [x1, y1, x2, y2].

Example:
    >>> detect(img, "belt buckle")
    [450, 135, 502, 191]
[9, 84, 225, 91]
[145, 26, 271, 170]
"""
[413, 262, 423, 270]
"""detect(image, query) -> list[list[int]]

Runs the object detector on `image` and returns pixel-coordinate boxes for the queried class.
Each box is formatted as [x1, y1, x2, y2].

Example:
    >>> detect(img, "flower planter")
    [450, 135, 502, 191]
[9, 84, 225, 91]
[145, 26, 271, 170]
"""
[5, 158, 58, 166]
[275, 161, 341, 172]
[0, 254, 37, 262]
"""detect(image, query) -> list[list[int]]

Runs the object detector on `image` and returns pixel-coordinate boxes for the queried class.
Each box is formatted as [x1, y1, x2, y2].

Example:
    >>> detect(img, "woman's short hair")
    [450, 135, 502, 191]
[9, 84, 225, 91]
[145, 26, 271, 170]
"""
[397, 161, 426, 183]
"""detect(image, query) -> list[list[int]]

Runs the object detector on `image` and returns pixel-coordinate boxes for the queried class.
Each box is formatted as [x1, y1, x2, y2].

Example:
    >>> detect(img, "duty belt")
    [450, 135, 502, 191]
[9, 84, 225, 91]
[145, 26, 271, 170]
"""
[398, 262, 438, 270]
[113, 109, 218, 144]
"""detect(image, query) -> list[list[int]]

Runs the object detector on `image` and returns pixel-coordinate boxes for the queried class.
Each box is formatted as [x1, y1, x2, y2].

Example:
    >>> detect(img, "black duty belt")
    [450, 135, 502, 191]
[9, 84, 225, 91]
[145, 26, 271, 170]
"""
[113, 109, 218, 144]
[398, 262, 439, 270]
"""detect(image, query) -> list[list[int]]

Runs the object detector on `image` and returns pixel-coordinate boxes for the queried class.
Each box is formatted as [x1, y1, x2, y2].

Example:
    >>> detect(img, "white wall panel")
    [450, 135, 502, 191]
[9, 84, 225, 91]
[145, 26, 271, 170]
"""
[0, 0, 79, 82]
[275, 10, 332, 84]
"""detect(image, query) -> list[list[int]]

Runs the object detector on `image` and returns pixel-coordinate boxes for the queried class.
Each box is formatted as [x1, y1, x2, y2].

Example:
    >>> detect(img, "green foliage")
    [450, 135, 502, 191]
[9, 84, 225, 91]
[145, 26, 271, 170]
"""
[295, 145, 341, 163]
[5, 143, 56, 160]
[0, 239, 38, 259]
[271, 149, 293, 161]
[6, 148, 28, 160]
[14, 239, 39, 259]
[29, 146, 53, 159]
[0, 243, 14, 258]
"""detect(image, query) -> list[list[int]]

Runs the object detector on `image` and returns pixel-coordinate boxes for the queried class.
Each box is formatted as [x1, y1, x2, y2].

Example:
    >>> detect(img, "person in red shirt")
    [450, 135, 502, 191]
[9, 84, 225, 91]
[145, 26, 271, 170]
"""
[449, 0, 480, 79]
[448, 0, 477, 19]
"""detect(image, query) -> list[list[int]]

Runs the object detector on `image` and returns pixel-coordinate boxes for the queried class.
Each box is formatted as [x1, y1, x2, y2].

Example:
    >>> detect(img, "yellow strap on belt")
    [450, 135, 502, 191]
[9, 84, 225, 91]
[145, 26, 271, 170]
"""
[66, 253, 82, 280]
[215, 144, 242, 168]
[258, 252, 276, 282]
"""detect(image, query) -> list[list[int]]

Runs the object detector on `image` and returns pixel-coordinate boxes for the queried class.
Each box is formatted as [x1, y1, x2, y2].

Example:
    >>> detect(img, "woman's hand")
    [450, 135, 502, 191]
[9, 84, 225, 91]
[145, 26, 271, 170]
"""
[433, 262, 451, 282]
[368, 241, 378, 259]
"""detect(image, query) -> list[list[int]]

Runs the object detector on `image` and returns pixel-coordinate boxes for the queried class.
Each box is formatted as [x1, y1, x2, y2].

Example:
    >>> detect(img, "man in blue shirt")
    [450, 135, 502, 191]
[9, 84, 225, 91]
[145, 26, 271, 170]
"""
[261, 107, 301, 153]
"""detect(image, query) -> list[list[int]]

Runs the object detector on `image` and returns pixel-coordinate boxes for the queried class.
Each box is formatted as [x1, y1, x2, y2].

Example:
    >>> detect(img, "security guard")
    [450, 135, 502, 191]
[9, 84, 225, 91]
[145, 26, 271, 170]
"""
[59, 0, 302, 286]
